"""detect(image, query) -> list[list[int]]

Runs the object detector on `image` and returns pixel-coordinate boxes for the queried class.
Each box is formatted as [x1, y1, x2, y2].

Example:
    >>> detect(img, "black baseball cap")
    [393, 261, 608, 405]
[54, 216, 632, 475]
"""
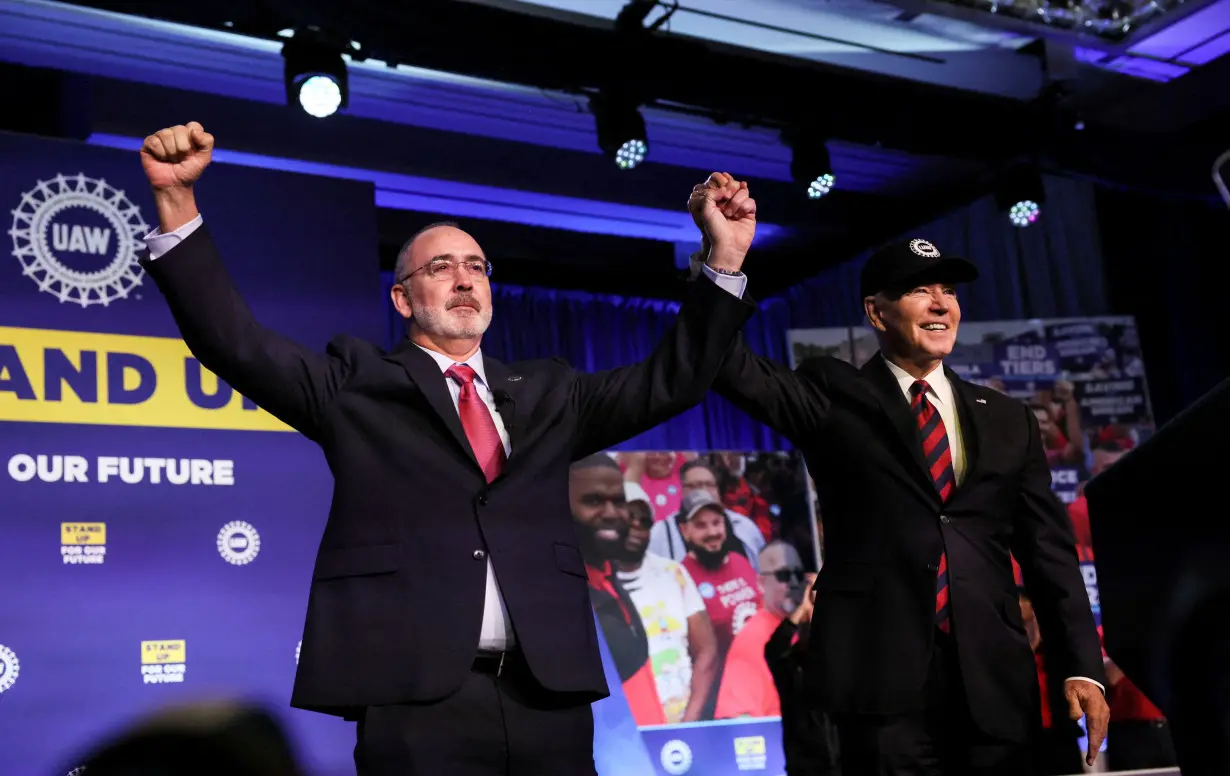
[859, 238, 979, 299]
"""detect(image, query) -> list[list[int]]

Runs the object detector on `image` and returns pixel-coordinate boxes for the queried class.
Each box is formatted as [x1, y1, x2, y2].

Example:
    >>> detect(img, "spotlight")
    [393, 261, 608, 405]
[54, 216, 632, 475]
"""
[1008, 200, 1041, 227]
[590, 92, 649, 170]
[807, 173, 836, 200]
[995, 166, 1046, 228]
[787, 131, 836, 199]
[282, 30, 348, 118]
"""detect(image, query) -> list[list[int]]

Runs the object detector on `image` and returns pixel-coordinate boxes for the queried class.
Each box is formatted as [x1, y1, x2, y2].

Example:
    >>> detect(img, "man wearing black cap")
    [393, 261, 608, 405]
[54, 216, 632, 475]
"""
[693, 234, 1109, 775]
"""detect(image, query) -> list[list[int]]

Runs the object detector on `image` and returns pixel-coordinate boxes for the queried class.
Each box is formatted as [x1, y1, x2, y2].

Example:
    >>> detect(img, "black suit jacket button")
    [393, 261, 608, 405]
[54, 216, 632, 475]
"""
[940, 515, 951, 524]
[473, 549, 486, 561]
[477, 494, 489, 507]
[926, 563, 939, 572]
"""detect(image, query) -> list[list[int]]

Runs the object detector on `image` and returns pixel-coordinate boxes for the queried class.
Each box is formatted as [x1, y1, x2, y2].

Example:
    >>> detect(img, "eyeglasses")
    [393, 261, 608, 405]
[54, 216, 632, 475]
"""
[400, 258, 493, 284]
[762, 568, 807, 584]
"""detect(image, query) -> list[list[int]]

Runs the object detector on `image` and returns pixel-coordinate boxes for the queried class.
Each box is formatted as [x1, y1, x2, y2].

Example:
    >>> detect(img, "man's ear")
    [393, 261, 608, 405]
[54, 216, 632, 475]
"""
[863, 295, 886, 332]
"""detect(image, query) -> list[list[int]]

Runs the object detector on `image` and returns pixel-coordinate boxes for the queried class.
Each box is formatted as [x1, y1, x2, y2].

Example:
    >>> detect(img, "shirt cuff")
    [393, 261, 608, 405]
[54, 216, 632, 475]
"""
[1065, 676, 1106, 694]
[143, 214, 204, 260]
[697, 258, 747, 298]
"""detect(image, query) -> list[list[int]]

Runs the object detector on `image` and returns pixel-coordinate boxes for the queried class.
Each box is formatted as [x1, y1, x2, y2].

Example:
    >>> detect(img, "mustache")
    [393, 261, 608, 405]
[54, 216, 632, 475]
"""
[446, 295, 481, 311]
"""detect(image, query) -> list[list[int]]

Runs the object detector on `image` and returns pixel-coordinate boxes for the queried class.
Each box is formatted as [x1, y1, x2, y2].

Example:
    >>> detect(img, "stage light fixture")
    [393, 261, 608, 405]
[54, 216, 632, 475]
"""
[282, 30, 348, 118]
[788, 135, 836, 199]
[995, 166, 1046, 228]
[590, 92, 649, 170]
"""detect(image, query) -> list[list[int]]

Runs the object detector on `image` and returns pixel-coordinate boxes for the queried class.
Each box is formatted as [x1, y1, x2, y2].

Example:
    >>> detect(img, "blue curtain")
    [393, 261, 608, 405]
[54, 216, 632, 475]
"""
[383, 274, 792, 450]
[381, 174, 1110, 450]
[783, 174, 1110, 327]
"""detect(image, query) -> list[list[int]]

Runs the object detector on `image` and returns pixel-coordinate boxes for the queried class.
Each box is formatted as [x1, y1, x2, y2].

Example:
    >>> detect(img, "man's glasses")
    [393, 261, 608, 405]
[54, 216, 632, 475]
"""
[762, 568, 807, 584]
[400, 258, 493, 284]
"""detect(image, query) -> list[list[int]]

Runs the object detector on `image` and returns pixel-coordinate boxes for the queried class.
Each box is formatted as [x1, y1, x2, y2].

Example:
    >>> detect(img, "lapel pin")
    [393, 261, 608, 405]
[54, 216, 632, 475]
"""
[507, 375, 522, 382]
[976, 398, 986, 404]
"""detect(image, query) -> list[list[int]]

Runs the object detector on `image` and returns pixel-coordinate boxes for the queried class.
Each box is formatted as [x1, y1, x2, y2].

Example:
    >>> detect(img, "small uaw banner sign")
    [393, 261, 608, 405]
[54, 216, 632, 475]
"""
[0, 130, 384, 776]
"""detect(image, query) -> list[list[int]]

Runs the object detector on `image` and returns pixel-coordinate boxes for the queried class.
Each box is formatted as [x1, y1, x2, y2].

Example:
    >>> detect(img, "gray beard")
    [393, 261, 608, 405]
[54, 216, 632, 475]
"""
[414, 304, 491, 339]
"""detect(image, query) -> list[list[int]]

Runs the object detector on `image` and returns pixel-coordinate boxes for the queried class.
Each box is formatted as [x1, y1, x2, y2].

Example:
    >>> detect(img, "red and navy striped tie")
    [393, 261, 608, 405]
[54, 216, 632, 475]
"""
[911, 380, 954, 633]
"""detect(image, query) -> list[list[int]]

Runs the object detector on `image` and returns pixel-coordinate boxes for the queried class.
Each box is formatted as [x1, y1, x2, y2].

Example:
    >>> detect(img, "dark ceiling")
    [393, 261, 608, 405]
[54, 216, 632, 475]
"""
[6, 0, 1228, 298]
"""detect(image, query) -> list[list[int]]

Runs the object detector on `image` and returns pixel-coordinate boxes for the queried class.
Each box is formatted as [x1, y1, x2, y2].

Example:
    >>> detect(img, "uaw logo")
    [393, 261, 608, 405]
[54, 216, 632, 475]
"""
[217, 521, 261, 565]
[0, 644, 20, 694]
[140, 639, 186, 684]
[733, 735, 767, 771]
[908, 238, 941, 258]
[10, 173, 149, 307]
[660, 739, 693, 775]
[61, 522, 107, 565]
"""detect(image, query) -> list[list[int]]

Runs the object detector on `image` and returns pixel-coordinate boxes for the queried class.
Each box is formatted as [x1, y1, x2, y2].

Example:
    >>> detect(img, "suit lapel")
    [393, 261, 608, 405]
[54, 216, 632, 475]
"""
[860, 354, 939, 503]
[946, 367, 984, 491]
[388, 340, 479, 469]
[480, 356, 527, 468]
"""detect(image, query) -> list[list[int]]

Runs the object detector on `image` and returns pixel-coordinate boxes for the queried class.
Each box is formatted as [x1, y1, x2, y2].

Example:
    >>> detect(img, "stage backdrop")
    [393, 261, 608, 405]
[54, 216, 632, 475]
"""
[0, 130, 808, 776]
[788, 318, 1158, 768]
[0, 131, 383, 776]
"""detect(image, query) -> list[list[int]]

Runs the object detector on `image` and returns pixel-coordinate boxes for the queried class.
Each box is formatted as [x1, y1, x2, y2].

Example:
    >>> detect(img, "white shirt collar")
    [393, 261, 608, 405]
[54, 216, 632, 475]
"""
[882, 355, 953, 407]
[415, 343, 488, 386]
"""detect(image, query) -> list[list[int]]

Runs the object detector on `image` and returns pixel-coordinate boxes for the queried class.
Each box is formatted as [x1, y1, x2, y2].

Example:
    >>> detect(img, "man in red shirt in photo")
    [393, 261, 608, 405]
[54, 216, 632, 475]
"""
[678, 489, 764, 655]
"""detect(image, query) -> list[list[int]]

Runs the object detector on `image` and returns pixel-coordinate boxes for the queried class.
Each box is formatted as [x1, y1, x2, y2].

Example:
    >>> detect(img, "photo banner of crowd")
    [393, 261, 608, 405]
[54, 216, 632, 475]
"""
[573, 448, 825, 776]
[788, 318, 1173, 773]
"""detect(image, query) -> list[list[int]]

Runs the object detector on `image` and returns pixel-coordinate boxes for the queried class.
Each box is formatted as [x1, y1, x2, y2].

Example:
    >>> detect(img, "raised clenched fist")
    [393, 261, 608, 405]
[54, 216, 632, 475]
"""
[687, 172, 756, 273]
[140, 122, 214, 191]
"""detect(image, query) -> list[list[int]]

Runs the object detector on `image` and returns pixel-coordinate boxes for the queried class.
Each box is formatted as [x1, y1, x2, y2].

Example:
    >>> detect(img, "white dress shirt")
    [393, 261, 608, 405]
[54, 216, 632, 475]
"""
[883, 358, 965, 486]
[144, 213, 748, 654]
[882, 356, 1104, 694]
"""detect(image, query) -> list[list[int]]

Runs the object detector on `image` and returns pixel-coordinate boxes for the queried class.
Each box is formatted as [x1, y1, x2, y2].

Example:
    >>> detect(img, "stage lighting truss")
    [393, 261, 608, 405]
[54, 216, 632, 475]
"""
[924, 0, 1185, 42]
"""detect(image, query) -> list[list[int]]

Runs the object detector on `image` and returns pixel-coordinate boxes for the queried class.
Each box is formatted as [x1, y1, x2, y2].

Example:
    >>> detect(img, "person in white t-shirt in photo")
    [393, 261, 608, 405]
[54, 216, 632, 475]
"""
[617, 483, 720, 723]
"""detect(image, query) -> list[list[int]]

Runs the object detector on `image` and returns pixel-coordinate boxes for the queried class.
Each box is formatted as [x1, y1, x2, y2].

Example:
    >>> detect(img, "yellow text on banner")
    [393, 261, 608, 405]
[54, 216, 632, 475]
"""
[0, 326, 292, 431]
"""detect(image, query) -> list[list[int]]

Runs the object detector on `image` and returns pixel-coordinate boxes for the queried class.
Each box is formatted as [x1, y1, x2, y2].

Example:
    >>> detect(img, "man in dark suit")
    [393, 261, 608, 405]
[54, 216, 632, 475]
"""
[137, 123, 759, 776]
[700, 234, 1110, 775]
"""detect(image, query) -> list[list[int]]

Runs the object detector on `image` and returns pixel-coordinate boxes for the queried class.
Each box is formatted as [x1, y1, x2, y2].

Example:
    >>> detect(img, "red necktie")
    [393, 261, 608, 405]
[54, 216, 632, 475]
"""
[911, 380, 954, 633]
[446, 364, 506, 483]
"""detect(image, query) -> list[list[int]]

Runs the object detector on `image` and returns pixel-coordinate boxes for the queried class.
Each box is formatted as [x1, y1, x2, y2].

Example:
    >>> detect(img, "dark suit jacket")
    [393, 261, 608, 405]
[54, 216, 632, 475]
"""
[715, 343, 1104, 742]
[140, 224, 755, 716]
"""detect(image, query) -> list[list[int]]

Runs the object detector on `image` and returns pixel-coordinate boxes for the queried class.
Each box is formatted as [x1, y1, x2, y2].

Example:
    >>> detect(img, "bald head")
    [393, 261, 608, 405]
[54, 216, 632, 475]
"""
[759, 539, 802, 572]
[572, 453, 622, 474]
[394, 220, 463, 283]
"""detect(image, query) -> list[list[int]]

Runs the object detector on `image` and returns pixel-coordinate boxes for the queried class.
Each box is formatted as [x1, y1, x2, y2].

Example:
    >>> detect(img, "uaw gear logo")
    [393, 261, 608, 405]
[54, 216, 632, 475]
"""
[660, 739, 693, 775]
[10, 173, 149, 307]
[908, 238, 941, 258]
[217, 521, 261, 565]
[0, 644, 20, 694]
